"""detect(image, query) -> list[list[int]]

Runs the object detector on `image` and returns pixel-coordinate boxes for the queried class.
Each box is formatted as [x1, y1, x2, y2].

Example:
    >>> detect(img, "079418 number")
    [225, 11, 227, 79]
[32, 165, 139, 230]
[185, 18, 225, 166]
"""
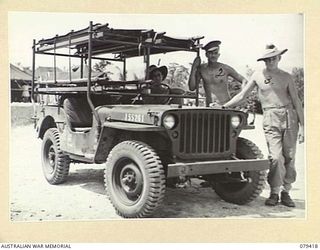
[300, 244, 318, 248]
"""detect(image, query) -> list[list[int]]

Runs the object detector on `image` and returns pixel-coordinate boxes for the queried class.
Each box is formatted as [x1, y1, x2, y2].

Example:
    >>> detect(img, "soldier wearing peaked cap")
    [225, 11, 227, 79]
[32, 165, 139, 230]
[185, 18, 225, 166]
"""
[188, 40, 247, 106]
[222, 44, 304, 207]
[202, 40, 221, 52]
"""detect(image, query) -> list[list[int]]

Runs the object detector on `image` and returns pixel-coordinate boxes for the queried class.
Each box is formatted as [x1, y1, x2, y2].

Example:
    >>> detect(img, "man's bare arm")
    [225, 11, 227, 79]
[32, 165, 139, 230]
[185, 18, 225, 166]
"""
[288, 77, 304, 126]
[288, 76, 304, 143]
[226, 65, 248, 87]
[223, 78, 256, 108]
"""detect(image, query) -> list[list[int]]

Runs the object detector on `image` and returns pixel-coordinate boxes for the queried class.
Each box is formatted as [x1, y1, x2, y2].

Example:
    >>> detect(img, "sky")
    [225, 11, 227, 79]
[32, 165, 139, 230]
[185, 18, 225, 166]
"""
[8, 12, 304, 80]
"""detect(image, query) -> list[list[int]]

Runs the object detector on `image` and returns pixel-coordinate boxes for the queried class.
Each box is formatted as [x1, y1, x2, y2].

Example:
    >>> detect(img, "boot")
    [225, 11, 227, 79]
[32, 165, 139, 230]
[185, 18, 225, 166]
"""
[265, 193, 279, 206]
[281, 191, 295, 207]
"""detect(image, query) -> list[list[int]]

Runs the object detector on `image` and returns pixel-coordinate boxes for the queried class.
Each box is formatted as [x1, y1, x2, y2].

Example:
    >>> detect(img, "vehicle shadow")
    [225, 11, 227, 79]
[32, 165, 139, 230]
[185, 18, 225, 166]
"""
[152, 186, 305, 218]
[60, 167, 106, 195]
[60, 168, 305, 219]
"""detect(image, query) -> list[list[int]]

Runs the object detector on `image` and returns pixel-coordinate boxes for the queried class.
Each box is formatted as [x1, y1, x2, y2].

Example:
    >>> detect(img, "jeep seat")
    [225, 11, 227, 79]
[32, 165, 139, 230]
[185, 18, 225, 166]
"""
[63, 97, 92, 129]
[169, 88, 185, 105]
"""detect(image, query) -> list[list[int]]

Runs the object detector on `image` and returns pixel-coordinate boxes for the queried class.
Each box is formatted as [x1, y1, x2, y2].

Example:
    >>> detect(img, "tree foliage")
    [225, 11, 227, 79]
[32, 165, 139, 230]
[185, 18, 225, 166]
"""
[93, 60, 111, 72]
[164, 63, 190, 90]
[291, 67, 304, 107]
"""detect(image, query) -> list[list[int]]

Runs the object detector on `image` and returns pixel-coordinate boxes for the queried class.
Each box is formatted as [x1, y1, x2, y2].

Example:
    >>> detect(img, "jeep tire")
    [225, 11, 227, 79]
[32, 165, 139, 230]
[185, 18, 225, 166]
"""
[214, 137, 267, 205]
[105, 140, 166, 218]
[41, 128, 70, 184]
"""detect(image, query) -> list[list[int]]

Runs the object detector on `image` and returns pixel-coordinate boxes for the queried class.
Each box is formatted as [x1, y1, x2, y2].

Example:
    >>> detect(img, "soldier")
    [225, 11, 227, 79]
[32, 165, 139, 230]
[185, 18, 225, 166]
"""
[20, 83, 30, 102]
[188, 40, 247, 106]
[145, 65, 184, 105]
[222, 44, 304, 207]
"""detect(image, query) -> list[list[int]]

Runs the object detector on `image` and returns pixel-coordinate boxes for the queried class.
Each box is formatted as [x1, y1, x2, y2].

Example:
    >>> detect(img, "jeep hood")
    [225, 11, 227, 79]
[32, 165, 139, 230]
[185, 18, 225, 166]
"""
[96, 104, 183, 126]
[96, 104, 245, 127]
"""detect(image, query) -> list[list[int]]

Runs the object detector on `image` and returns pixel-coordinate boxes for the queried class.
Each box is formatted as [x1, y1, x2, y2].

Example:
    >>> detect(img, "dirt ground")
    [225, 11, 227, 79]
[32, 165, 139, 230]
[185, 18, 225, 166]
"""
[10, 115, 305, 221]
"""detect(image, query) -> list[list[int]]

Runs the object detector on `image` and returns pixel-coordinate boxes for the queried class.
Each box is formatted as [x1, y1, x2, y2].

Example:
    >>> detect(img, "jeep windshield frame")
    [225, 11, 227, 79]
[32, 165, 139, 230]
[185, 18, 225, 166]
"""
[31, 21, 204, 129]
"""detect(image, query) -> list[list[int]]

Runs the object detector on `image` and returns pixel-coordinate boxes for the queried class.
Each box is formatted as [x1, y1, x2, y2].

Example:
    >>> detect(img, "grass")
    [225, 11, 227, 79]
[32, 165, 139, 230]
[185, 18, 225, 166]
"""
[11, 103, 34, 127]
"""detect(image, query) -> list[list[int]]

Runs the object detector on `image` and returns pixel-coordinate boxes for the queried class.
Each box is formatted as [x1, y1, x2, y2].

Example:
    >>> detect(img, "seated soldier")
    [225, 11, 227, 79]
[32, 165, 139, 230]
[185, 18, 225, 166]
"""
[143, 65, 184, 105]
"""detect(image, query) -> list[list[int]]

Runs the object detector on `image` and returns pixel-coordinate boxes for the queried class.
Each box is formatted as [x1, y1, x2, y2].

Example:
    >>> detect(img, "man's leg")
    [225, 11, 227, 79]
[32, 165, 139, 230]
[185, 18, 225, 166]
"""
[281, 109, 299, 207]
[263, 126, 285, 205]
[282, 131, 298, 193]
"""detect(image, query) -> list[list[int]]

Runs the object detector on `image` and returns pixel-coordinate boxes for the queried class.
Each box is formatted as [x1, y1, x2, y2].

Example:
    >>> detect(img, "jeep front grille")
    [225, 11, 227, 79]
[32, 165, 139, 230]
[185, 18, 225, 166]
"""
[178, 111, 231, 157]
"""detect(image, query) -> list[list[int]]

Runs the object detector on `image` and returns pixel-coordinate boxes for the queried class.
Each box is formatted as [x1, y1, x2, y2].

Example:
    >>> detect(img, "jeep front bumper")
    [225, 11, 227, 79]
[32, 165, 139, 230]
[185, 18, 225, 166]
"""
[167, 159, 269, 178]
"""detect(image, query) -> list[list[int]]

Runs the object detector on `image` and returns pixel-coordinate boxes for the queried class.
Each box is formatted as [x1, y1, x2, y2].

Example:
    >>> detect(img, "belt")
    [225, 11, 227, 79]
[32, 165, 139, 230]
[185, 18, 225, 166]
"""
[263, 104, 293, 111]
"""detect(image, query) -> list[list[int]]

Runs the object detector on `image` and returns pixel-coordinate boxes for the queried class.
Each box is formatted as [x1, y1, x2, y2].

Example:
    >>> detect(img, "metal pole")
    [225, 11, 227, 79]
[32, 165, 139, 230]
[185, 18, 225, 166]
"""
[87, 21, 101, 130]
[145, 47, 150, 80]
[69, 34, 72, 81]
[123, 58, 126, 81]
[31, 39, 36, 102]
[195, 40, 200, 107]
[36, 51, 123, 62]
[80, 49, 84, 78]
[54, 37, 57, 83]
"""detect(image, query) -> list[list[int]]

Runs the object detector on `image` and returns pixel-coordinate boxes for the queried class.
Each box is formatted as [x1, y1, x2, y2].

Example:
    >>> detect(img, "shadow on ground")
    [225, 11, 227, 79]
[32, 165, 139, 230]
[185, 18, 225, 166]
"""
[61, 168, 106, 195]
[153, 187, 305, 218]
[60, 168, 305, 218]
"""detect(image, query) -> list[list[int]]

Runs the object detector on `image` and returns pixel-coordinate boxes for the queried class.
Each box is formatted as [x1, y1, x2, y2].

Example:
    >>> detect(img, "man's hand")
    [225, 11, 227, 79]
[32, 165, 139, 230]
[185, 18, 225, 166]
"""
[209, 102, 223, 109]
[298, 125, 304, 144]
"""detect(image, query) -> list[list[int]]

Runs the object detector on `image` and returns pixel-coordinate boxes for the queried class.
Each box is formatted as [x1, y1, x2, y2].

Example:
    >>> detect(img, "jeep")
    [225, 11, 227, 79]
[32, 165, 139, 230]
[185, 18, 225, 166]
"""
[32, 21, 269, 218]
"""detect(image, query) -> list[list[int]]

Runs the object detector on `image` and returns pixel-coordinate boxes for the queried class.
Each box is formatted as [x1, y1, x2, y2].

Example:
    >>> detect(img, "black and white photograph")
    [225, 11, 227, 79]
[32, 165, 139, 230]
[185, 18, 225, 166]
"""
[9, 12, 305, 221]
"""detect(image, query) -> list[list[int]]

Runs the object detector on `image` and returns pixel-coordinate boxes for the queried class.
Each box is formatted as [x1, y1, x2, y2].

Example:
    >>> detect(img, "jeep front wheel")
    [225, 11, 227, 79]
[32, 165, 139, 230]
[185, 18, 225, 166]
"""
[105, 140, 166, 218]
[214, 137, 267, 205]
[41, 128, 70, 184]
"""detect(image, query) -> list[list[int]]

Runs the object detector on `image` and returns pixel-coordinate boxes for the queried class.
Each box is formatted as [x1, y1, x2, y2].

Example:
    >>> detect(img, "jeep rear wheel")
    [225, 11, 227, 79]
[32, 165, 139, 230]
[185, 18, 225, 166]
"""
[41, 128, 70, 184]
[214, 137, 267, 205]
[105, 140, 166, 218]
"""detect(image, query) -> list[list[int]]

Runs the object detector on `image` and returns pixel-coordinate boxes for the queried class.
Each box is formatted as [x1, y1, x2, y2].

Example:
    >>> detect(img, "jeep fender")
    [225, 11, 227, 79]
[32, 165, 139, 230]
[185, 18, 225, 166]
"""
[37, 115, 56, 139]
[93, 121, 166, 163]
[36, 106, 67, 139]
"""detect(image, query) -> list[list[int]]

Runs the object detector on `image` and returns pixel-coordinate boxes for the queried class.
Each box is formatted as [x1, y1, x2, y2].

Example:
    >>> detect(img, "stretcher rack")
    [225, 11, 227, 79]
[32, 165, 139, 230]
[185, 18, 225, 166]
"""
[36, 78, 196, 101]
[32, 21, 204, 127]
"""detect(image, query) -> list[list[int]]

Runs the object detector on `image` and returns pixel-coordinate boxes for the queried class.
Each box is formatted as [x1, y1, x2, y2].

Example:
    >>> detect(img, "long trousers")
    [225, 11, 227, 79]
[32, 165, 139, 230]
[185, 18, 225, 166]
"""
[262, 106, 299, 194]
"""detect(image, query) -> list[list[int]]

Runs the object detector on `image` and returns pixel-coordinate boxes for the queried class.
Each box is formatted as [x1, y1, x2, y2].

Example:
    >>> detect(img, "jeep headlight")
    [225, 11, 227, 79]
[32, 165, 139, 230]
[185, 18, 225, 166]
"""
[231, 115, 241, 128]
[163, 114, 176, 130]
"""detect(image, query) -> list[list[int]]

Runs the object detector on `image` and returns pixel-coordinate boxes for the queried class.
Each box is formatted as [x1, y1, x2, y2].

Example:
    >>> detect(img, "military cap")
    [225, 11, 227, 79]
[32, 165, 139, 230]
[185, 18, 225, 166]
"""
[202, 40, 221, 52]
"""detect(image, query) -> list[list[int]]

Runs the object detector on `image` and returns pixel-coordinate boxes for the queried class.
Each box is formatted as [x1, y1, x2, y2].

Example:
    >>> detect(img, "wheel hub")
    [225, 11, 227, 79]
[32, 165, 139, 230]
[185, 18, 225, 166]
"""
[48, 146, 56, 167]
[119, 163, 143, 198]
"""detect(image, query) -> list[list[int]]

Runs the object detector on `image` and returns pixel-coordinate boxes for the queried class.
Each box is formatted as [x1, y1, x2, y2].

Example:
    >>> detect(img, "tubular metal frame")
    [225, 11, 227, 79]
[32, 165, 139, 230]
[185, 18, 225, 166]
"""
[31, 21, 203, 121]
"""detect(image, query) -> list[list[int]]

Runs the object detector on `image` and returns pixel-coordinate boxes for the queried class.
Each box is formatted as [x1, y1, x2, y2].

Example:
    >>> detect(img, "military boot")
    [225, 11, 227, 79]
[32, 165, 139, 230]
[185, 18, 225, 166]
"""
[265, 193, 279, 206]
[281, 191, 295, 207]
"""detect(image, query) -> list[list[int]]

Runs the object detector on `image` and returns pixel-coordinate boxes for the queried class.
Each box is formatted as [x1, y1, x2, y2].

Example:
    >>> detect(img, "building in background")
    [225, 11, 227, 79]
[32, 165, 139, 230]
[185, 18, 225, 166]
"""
[10, 63, 32, 102]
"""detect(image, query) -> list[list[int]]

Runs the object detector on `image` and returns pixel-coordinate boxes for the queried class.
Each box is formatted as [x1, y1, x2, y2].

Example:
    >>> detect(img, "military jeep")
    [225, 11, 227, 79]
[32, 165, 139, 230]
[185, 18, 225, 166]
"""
[32, 22, 269, 218]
